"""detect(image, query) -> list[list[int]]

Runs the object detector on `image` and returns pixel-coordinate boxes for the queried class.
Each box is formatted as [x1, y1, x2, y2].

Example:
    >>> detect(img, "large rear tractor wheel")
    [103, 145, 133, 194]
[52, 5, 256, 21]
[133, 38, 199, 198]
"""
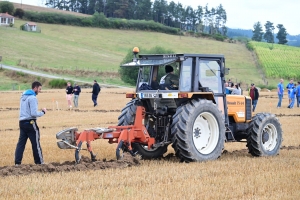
[118, 100, 168, 159]
[171, 99, 225, 162]
[247, 113, 282, 156]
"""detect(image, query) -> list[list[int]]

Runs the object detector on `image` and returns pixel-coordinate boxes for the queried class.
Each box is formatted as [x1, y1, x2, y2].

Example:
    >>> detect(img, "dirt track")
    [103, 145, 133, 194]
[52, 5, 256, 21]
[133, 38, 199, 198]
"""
[0, 154, 140, 177]
[1, 146, 299, 177]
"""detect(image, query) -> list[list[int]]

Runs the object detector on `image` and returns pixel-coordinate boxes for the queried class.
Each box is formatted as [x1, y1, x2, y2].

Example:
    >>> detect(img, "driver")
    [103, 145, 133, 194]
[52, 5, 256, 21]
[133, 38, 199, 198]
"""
[159, 65, 179, 90]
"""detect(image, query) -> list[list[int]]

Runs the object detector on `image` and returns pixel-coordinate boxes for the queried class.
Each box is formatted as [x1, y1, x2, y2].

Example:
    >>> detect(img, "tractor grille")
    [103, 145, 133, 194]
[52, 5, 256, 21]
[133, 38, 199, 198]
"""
[245, 98, 252, 120]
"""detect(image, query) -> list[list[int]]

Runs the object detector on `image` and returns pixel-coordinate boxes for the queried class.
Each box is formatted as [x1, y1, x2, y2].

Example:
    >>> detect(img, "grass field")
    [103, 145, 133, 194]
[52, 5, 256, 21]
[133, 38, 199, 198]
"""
[0, 88, 299, 199]
[0, 16, 273, 87]
[12, 2, 88, 17]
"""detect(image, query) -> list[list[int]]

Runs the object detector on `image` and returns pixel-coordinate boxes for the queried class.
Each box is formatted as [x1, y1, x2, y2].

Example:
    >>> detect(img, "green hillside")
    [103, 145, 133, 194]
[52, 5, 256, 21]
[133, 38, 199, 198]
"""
[0, 19, 272, 88]
[250, 41, 300, 80]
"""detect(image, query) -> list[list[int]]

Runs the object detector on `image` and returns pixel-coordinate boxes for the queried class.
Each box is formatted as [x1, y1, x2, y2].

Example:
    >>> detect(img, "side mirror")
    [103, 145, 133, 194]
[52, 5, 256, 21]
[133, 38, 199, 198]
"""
[225, 68, 230, 75]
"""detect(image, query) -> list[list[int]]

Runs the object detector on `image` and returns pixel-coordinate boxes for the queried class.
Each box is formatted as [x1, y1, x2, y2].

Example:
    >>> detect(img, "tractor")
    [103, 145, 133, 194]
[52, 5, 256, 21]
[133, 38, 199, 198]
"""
[56, 47, 282, 163]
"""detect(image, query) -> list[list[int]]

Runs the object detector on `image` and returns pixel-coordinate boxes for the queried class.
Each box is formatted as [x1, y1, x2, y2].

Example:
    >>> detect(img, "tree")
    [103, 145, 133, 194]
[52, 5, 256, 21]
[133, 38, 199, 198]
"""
[14, 8, 25, 19]
[276, 24, 288, 45]
[263, 21, 275, 43]
[0, 1, 14, 15]
[252, 22, 264, 41]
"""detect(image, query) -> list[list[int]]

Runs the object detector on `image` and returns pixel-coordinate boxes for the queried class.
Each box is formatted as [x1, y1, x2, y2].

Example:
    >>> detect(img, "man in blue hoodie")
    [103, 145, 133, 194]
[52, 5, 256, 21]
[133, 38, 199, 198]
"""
[15, 81, 47, 165]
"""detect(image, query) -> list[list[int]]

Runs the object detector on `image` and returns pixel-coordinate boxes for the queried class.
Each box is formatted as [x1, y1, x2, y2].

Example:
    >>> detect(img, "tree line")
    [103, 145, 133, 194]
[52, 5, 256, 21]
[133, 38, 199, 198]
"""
[252, 21, 288, 45]
[45, 0, 228, 35]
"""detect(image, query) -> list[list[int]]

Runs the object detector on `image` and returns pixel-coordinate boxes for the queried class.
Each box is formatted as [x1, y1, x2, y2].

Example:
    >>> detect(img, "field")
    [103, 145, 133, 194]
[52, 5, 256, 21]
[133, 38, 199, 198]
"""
[0, 88, 299, 199]
[0, 17, 273, 87]
[250, 41, 300, 80]
[12, 2, 88, 17]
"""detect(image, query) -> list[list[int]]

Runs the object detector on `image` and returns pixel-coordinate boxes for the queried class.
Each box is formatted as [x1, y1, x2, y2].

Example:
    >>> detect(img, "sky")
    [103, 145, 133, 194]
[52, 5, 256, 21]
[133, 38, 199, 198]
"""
[7, 0, 300, 35]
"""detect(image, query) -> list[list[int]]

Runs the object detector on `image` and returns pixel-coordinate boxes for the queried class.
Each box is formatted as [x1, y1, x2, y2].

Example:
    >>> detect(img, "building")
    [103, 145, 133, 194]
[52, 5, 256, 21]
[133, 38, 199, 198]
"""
[24, 22, 37, 31]
[0, 13, 14, 26]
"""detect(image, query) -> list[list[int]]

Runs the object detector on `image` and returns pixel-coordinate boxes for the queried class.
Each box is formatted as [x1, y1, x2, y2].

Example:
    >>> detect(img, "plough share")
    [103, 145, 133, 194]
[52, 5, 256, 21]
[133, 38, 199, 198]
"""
[56, 104, 155, 163]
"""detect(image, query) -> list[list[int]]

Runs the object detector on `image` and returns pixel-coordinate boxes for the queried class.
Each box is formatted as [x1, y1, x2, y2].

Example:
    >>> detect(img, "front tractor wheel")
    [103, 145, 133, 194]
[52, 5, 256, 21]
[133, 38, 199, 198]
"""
[117, 99, 168, 159]
[247, 113, 282, 156]
[172, 99, 225, 162]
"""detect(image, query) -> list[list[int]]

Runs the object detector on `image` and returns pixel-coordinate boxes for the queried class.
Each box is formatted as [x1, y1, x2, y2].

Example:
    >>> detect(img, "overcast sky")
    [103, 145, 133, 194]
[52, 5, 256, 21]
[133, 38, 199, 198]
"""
[8, 0, 300, 35]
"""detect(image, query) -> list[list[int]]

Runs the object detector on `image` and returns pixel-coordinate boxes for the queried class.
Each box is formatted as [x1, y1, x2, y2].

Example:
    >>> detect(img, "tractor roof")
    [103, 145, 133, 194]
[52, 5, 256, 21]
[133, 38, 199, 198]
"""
[120, 53, 225, 67]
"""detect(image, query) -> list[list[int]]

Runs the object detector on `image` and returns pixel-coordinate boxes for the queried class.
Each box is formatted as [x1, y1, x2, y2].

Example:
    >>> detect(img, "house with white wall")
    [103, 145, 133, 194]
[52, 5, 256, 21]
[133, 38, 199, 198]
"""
[0, 13, 14, 26]
[24, 22, 37, 31]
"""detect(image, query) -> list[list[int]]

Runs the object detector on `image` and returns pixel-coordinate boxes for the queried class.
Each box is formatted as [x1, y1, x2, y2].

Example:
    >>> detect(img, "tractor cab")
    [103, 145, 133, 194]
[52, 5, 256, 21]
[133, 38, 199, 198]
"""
[121, 47, 227, 116]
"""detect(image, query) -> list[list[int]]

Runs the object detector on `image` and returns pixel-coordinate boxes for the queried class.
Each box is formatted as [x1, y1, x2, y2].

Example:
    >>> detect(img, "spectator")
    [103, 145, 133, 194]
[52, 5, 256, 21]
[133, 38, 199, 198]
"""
[92, 80, 101, 107]
[65, 82, 73, 109]
[15, 81, 46, 165]
[286, 79, 294, 104]
[73, 83, 81, 108]
[248, 83, 259, 112]
[287, 85, 296, 109]
[228, 79, 232, 86]
[238, 83, 242, 95]
[226, 82, 241, 95]
[224, 82, 231, 94]
[277, 79, 284, 108]
[297, 81, 300, 108]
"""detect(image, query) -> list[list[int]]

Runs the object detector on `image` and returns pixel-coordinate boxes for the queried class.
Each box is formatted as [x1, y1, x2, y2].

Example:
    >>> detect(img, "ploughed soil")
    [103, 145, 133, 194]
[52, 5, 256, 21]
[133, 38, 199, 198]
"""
[1, 146, 299, 177]
[0, 153, 140, 177]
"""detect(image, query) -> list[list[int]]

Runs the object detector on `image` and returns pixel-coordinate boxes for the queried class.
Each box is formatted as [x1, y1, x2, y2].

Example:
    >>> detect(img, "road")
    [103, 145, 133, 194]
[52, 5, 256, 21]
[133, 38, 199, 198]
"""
[1, 64, 131, 88]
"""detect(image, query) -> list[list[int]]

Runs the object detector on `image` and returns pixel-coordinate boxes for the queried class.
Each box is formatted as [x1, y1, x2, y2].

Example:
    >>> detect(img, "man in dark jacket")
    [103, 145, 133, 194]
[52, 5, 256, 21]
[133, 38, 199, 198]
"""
[159, 65, 179, 90]
[15, 81, 46, 165]
[73, 83, 81, 108]
[248, 83, 259, 112]
[92, 80, 101, 107]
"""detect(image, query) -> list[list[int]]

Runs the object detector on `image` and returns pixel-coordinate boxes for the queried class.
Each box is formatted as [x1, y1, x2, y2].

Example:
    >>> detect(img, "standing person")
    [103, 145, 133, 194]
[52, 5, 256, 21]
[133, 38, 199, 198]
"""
[287, 85, 296, 109]
[224, 82, 231, 94]
[73, 83, 81, 108]
[66, 82, 73, 108]
[286, 79, 294, 104]
[228, 79, 232, 86]
[277, 79, 284, 108]
[297, 81, 300, 107]
[248, 83, 259, 112]
[226, 83, 240, 95]
[15, 81, 46, 165]
[92, 80, 101, 107]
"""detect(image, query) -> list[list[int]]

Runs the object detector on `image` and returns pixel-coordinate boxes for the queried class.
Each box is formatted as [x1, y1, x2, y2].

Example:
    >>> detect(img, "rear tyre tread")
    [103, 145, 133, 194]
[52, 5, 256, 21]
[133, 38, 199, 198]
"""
[171, 99, 225, 162]
[247, 113, 283, 156]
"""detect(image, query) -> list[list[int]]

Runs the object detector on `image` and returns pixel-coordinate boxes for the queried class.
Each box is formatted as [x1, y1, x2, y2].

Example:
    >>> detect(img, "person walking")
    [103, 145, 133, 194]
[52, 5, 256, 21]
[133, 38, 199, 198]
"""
[73, 83, 81, 108]
[297, 81, 300, 108]
[287, 85, 296, 109]
[277, 79, 284, 108]
[286, 79, 294, 104]
[15, 81, 46, 165]
[248, 83, 259, 112]
[66, 82, 73, 109]
[92, 80, 101, 107]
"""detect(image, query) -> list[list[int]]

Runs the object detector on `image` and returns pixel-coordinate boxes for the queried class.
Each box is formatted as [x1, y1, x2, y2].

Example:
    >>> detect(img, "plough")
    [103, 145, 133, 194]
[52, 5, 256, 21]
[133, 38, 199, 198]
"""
[56, 104, 155, 163]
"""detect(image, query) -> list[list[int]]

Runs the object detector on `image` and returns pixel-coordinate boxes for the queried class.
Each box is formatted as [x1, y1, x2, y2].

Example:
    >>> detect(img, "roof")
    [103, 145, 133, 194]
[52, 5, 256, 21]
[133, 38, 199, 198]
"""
[121, 53, 225, 67]
[27, 22, 37, 26]
[0, 13, 14, 18]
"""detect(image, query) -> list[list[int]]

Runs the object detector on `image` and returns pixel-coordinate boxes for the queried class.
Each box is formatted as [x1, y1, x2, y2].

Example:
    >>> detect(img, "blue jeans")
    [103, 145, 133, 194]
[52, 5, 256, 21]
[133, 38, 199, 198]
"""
[252, 100, 258, 112]
[73, 95, 79, 108]
[92, 94, 98, 106]
[297, 96, 300, 107]
[277, 94, 283, 107]
[289, 97, 295, 108]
